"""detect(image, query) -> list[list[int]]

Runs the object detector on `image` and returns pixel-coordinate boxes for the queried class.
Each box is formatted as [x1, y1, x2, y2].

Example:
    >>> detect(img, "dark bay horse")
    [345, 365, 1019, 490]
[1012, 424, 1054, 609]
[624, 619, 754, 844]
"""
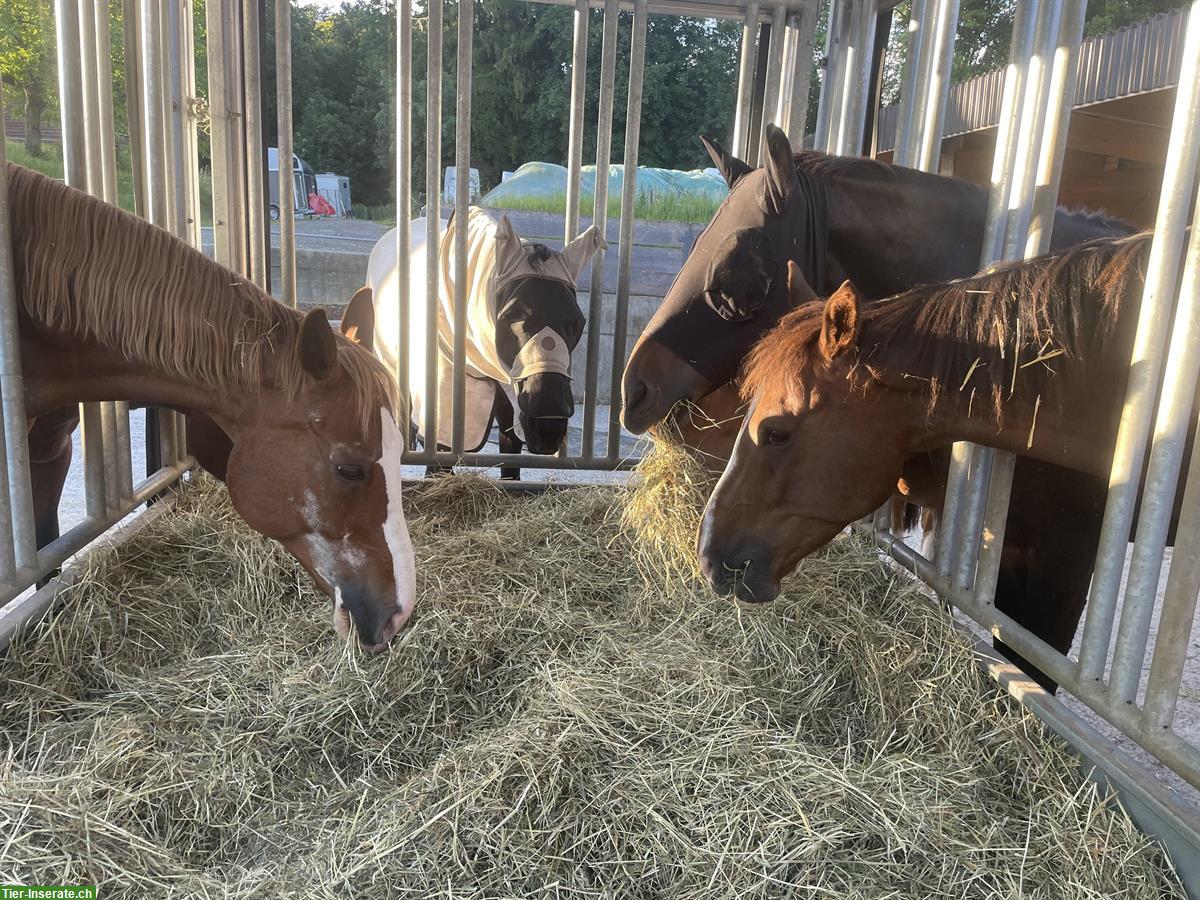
[9, 164, 415, 650]
[699, 233, 1168, 605]
[624, 124, 1134, 690]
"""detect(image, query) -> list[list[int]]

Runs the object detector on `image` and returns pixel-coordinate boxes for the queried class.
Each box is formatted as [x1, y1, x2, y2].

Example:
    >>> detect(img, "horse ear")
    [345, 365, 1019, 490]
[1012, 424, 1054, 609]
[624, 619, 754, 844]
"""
[494, 214, 524, 272]
[340, 286, 375, 352]
[297, 308, 339, 383]
[700, 133, 753, 189]
[763, 124, 799, 212]
[820, 280, 861, 361]
[559, 225, 607, 280]
[786, 260, 812, 306]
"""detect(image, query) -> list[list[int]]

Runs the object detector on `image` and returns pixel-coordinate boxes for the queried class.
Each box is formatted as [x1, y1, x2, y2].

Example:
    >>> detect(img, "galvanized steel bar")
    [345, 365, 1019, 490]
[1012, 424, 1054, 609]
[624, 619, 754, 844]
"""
[206, 0, 237, 269]
[782, 3, 819, 148]
[122, 0, 147, 218]
[1025, 0, 1087, 255]
[564, 0, 590, 243]
[394, 0, 412, 424]
[451, 0, 474, 457]
[732, 0, 761, 159]
[78, 0, 104, 198]
[0, 94, 38, 575]
[759, 4, 788, 163]
[833, 0, 874, 156]
[1078, 0, 1200, 684]
[1001, 0, 1062, 261]
[93, 1, 119, 205]
[1109, 183, 1200, 706]
[892, 0, 928, 167]
[277, 0, 297, 306]
[915, 0, 962, 172]
[242, 0, 268, 289]
[423, 0, 444, 451]
[813, 0, 845, 152]
[606, 0, 648, 460]
[581, 0, 618, 460]
[1143, 427, 1200, 729]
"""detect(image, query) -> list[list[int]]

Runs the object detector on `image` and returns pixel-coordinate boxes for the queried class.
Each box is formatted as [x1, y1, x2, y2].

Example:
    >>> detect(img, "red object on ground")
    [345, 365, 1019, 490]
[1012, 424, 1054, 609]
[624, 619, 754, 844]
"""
[309, 192, 336, 216]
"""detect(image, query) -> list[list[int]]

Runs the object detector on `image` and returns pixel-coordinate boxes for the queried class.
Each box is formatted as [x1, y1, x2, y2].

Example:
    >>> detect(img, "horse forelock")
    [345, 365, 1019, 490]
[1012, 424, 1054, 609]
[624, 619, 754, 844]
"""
[7, 164, 394, 433]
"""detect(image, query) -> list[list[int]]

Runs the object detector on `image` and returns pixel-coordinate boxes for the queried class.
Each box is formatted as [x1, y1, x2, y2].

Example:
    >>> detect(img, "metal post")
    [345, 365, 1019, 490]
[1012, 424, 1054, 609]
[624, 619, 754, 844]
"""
[451, 0, 474, 457]
[835, 0, 875, 157]
[782, 4, 819, 148]
[181, 0, 203, 250]
[732, 0, 761, 159]
[122, 0, 147, 218]
[893, 0, 928, 167]
[759, 4, 788, 164]
[393, 0, 411, 425]
[607, 0, 648, 460]
[915, 0, 962, 171]
[564, 0, 590, 243]
[1078, 0, 1200, 685]
[0, 89, 38, 576]
[423, 0, 443, 450]
[242, 0, 268, 289]
[581, 0, 618, 459]
[277, 0, 297, 306]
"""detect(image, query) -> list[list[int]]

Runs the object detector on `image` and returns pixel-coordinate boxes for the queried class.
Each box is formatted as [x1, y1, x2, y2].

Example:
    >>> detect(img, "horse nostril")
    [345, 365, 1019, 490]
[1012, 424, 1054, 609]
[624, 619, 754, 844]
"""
[625, 378, 648, 411]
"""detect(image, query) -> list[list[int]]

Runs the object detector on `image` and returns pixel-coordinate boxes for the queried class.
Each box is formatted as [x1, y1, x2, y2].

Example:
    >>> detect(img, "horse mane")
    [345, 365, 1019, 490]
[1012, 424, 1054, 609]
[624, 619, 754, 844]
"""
[792, 150, 1134, 234]
[7, 164, 393, 432]
[743, 230, 1152, 424]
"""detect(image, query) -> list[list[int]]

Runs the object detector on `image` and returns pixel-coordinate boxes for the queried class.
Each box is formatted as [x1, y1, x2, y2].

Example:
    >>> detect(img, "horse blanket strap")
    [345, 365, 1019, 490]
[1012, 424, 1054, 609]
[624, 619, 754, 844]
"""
[509, 326, 572, 382]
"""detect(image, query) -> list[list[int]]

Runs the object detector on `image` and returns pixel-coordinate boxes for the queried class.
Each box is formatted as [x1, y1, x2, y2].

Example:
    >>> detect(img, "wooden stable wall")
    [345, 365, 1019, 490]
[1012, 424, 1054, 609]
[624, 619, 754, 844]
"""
[880, 88, 1175, 230]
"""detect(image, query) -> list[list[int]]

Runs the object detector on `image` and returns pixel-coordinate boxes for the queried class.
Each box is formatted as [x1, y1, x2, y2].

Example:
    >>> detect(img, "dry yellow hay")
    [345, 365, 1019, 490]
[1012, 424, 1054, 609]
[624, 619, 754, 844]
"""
[0, 446, 1185, 899]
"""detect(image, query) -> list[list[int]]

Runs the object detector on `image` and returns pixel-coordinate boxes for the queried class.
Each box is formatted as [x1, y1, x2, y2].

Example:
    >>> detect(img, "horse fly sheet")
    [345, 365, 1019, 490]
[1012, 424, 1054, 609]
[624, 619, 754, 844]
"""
[367, 207, 604, 451]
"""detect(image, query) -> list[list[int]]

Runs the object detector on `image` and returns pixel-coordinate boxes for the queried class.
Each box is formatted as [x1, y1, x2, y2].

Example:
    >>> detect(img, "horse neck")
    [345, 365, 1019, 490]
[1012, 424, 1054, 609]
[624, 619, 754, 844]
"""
[819, 166, 988, 300]
[859, 308, 1123, 479]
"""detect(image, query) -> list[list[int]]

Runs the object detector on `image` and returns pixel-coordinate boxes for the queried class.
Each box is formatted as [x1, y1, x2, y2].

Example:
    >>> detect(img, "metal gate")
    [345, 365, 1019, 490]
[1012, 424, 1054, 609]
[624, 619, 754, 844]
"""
[0, 0, 1197, 888]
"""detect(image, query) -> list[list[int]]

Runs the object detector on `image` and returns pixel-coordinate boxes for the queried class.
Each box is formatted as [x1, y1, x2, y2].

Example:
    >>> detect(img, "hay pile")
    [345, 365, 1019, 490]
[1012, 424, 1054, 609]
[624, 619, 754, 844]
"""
[0, 447, 1185, 898]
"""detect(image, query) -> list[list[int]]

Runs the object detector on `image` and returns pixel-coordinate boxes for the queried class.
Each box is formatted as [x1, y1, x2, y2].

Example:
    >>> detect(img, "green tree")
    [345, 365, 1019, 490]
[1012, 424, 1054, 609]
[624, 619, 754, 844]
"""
[0, 0, 55, 156]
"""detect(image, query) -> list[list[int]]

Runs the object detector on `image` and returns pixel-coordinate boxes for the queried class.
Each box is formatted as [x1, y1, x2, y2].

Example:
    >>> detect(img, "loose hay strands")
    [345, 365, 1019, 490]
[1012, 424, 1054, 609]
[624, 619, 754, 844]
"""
[0, 455, 1185, 899]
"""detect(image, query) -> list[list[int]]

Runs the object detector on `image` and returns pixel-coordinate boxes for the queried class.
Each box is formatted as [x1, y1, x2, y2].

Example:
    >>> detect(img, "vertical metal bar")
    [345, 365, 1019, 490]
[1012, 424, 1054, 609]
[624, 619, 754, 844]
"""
[78, 0, 104, 198]
[581, 0, 618, 460]
[813, 0, 845, 152]
[564, 0, 590, 244]
[1109, 179, 1200, 706]
[732, 0, 761, 159]
[242, 0, 267, 289]
[122, 0, 147, 218]
[423, 0, 443, 451]
[393, 0, 411, 426]
[277, 0, 297, 306]
[182, 0, 202, 250]
[1001, 0, 1062, 261]
[0, 92, 38, 574]
[167, 0, 191, 240]
[93, 2, 118, 205]
[834, 0, 874, 157]
[207, 0, 234, 268]
[1078, 0, 1200, 684]
[759, 4, 788, 162]
[915, 0, 962, 172]
[893, 0, 929, 167]
[776, 13, 796, 133]
[783, 2, 819, 148]
[607, 0, 647, 460]
[1143, 425, 1200, 729]
[979, 0, 1040, 264]
[451, 0, 474, 458]
[1025, 0, 1088, 256]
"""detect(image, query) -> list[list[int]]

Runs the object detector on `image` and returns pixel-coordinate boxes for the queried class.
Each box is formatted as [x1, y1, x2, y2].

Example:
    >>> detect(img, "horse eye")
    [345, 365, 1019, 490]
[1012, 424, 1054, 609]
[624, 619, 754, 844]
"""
[335, 463, 367, 483]
[763, 428, 791, 447]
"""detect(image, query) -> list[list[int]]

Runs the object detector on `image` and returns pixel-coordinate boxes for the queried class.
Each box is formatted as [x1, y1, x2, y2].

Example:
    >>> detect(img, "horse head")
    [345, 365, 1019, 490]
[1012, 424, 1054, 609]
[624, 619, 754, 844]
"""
[622, 124, 824, 435]
[491, 215, 604, 453]
[221, 308, 415, 652]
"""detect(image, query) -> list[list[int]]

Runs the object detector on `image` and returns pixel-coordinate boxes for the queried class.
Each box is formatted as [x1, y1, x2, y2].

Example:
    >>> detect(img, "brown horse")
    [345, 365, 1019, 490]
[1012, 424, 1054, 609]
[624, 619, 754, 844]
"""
[698, 232, 1160, 606]
[9, 164, 415, 650]
[625, 125, 1133, 690]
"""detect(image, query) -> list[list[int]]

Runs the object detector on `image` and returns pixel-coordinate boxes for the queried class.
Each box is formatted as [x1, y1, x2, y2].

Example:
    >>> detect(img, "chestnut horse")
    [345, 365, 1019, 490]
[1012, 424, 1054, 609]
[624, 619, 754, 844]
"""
[699, 232, 1166, 608]
[8, 164, 415, 650]
[625, 125, 1133, 690]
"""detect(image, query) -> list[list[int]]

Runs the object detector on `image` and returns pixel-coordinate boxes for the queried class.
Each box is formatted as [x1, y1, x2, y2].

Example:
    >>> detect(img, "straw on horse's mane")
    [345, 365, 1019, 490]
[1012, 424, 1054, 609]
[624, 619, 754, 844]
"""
[743, 230, 1151, 424]
[792, 150, 1133, 234]
[7, 165, 393, 431]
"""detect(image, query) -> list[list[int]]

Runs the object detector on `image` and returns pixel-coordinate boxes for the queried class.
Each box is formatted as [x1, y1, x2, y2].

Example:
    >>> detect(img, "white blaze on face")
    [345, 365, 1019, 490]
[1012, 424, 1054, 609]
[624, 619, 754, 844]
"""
[380, 408, 417, 628]
[699, 400, 755, 553]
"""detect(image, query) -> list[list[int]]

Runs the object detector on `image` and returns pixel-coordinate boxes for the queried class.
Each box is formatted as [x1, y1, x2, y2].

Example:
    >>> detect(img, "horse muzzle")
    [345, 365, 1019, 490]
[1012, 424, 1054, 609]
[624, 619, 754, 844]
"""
[697, 535, 782, 604]
[334, 583, 410, 652]
[621, 336, 715, 435]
